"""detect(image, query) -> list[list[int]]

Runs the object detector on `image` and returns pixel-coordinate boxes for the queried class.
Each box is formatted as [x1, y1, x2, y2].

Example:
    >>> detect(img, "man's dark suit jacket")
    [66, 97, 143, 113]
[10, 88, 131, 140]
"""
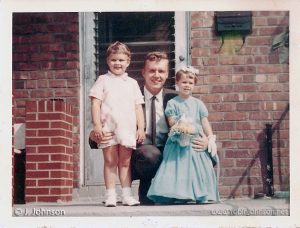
[131, 88, 178, 180]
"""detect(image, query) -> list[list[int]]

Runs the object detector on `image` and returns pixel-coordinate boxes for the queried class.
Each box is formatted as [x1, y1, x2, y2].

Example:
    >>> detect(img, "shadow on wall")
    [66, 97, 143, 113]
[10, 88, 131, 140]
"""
[229, 104, 289, 198]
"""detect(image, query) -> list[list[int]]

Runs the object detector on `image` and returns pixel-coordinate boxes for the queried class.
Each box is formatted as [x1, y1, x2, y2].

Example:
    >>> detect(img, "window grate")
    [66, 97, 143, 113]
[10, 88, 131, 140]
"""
[94, 12, 175, 89]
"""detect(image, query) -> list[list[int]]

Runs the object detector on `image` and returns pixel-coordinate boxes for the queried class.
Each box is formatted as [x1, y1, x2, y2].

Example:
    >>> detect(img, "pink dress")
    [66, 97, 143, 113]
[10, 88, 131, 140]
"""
[89, 71, 144, 149]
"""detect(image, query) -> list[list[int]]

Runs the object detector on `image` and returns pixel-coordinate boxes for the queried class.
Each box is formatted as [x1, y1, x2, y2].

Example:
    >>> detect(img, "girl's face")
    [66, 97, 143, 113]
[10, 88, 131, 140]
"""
[107, 53, 130, 75]
[176, 74, 195, 98]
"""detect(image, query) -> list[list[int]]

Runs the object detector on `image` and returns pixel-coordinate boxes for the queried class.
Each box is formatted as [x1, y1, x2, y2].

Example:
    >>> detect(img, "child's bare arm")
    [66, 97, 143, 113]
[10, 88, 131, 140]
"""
[135, 104, 145, 143]
[201, 117, 213, 136]
[91, 97, 103, 136]
[167, 116, 176, 127]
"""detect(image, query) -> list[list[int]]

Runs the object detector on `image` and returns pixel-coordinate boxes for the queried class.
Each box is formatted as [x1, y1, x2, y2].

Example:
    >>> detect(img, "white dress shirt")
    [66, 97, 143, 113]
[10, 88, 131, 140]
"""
[143, 87, 169, 146]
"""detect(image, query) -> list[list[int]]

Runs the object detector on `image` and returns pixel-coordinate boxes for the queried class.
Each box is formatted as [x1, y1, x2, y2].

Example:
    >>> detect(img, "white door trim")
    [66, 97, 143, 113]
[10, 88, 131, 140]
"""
[79, 12, 97, 187]
[175, 11, 190, 71]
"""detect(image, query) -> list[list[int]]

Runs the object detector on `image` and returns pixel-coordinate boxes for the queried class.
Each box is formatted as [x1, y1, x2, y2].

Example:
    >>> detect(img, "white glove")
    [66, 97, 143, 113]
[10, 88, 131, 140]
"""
[208, 135, 217, 157]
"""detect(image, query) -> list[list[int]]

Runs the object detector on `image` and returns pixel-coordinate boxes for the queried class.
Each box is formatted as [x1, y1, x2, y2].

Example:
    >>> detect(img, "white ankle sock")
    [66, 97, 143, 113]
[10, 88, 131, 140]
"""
[121, 187, 132, 197]
[106, 188, 116, 197]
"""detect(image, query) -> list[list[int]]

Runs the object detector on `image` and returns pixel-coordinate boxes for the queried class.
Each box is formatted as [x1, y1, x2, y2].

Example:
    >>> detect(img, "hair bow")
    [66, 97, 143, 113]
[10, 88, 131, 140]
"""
[179, 66, 199, 75]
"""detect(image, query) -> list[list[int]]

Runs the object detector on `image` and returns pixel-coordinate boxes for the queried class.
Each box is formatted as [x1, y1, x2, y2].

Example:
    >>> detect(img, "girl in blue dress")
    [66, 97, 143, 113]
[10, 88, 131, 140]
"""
[147, 66, 220, 204]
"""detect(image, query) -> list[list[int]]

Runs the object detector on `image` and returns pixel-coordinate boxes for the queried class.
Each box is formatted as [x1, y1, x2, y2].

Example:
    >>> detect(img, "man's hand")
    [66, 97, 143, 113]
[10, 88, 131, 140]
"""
[89, 130, 114, 145]
[136, 128, 145, 144]
[192, 134, 208, 152]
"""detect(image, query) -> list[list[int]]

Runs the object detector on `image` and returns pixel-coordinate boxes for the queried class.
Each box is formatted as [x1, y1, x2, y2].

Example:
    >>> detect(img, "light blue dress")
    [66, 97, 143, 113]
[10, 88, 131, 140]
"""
[147, 96, 220, 204]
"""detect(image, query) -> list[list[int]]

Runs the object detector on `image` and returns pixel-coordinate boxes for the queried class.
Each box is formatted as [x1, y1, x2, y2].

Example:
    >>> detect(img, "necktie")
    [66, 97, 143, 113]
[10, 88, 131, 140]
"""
[151, 96, 156, 145]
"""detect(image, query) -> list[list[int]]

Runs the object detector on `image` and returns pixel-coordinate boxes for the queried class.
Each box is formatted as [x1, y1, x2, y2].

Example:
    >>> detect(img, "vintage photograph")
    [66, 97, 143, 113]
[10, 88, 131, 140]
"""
[2, 0, 298, 225]
[11, 10, 290, 216]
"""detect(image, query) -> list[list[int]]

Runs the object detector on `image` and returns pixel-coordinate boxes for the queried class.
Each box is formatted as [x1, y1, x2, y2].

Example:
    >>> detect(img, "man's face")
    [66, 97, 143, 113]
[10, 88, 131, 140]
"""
[142, 59, 169, 95]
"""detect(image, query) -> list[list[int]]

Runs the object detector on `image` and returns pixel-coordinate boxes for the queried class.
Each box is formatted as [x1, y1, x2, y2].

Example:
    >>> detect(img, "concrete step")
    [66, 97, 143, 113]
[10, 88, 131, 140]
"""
[72, 180, 140, 202]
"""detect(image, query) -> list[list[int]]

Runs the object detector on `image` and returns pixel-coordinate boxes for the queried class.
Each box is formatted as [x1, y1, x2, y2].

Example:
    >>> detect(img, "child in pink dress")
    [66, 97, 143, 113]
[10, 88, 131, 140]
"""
[89, 42, 145, 207]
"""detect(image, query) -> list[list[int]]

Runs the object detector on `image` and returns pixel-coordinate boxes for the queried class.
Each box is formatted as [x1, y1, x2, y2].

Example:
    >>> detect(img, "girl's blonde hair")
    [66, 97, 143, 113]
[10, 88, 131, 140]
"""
[175, 69, 198, 84]
[106, 41, 131, 60]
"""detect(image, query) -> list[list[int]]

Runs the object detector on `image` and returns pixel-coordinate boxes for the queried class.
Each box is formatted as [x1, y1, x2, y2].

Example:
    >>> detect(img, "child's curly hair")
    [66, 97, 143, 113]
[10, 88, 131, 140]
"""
[106, 41, 131, 60]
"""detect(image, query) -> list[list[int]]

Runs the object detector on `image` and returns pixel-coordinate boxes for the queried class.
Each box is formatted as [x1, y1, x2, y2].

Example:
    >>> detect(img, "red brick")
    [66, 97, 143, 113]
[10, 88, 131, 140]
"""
[26, 113, 37, 121]
[31, 53, 54, 61]
[31, 89, 54, 98]
[233, 85, 257, 92]
[271, 92, 289, 101]
[38, 162, 65, 170]
[14, 90, 30, 98]
[38, 113, 65, 120]
[233, 66, 256, 74]
[231, 132, 243, 140]
[249, 112, 272, 120]
[26, 171, 49, 178]
[26, 162, 37, 170]
[31, 34, 54, 43]
[215, 131, 230, 140]
[236, 122, 261, 130]
[219, 56, 245, 65]
[245, 93, 271, 101]
[232, 75, 243, 83]
[247, 37, 271, 46]
[50, 121, 71, 130]
[38, 129, 66, 137]
[38, 179, 65, 186]
[50, 137, 71, 146]
[211, 122, 235, 131]
[208, 66, 232, 75]
[211, 103, 234, 112]
[38, 145, 66, 153]
[25, 196, 37, 203]
[40, 43, 64, 52]
[211, 85, 233, 93]
[37, 79, 49, 88]
[55, 88, 78, 97]
[50, 188, 71, 195]
[201, 94, 221, 103]
[221, 177, 240, 186]
[222, 94, 243, 102]
[224, 112, 248, 121]
[236, 158, 260, 167]
[208, 113, 223, 122]
[236, 103, 260, 111]
[49, 79, 67, 88]
[50, 171, 70, 178]
[27, 154, 49, 162]
[50, 154, 70, 162]
[221, 167, 248, 176]
[26, 179, 37, 187]
[26, 137, 49, 145]
[258, 83, 284, 92]
[237, 140, 260, 149]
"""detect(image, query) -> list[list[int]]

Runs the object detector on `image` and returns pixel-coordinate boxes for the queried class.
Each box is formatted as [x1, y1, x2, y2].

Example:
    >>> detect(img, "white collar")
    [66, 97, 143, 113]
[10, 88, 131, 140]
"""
[144, 87, 163, 102]
[107, 71, 128, 80]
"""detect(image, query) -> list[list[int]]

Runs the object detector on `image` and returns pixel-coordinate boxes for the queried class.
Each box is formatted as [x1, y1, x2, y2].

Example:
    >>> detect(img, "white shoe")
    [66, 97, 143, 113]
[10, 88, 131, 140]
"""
[105, 195, 117, 207]
[122, 196, 140, 206]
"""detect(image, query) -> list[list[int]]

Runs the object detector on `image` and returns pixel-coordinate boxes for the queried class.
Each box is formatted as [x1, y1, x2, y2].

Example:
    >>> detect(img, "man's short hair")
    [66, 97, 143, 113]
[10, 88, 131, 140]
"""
[144, 51, 169, 67]
[106, 41, 131, 59]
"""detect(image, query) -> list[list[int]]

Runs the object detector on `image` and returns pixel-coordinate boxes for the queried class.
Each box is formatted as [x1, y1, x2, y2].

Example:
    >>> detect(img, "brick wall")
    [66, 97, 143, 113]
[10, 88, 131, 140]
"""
[12, 11, 289, 201]
[191, 11, 289, 198]
[25, 100, 74, 202]
[12, 13, 80, 189]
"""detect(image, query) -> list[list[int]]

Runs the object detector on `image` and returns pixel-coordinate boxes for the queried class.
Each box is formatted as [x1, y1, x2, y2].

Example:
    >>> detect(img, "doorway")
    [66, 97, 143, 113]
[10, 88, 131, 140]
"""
[81, 11, 189, 186]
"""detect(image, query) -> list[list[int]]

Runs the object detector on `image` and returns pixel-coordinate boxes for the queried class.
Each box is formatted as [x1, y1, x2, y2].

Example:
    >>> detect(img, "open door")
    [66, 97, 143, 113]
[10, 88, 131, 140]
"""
[81, 12, 189, 187]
